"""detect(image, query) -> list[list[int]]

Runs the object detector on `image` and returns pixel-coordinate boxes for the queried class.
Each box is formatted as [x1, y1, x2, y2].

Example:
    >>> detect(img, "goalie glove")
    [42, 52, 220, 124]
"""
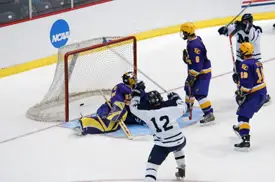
[235, 90, 247, 106]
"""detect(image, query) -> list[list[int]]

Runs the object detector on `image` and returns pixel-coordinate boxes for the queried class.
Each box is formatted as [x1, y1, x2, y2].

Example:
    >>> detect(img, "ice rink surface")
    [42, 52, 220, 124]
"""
[0, 20, 275, 182]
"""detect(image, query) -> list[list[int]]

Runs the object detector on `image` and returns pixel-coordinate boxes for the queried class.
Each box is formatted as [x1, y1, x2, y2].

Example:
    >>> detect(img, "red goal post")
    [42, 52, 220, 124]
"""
[26, 36, 137, 122]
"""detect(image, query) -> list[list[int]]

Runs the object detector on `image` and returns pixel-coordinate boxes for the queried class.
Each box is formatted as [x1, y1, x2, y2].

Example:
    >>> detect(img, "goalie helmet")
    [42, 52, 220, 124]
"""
[180, 22, 196, 40]
[239, 42, 254, 57]
[241, 13, 253, 24]
[122, 71, 136, 86]
[148, 90, 163, 106]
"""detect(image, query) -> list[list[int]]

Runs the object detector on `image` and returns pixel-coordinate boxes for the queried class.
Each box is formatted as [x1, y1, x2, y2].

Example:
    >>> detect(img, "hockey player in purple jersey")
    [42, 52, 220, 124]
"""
[218, 13, 271, 105]
[233, 42, 267, 150]
[74, 71, 145, 135]
[180, 22, 215, 125]
[96, 71, 136, 120]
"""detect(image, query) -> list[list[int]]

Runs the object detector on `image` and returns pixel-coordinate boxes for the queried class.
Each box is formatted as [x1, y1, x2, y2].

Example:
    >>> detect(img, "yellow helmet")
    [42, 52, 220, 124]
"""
[239, 42, 254, 56]
[122, 71, 136, 86]
[181, 22, 195, 34]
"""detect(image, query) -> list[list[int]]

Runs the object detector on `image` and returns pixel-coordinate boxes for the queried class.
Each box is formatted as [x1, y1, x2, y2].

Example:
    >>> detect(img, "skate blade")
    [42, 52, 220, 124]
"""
[175, 172, 185, 181]
[175, 175, 185, 181]
[263, 100, 272, 106]
[234, 147, 250, 152]
[176, 177, 185, 181]
[200, 121, 215, 127]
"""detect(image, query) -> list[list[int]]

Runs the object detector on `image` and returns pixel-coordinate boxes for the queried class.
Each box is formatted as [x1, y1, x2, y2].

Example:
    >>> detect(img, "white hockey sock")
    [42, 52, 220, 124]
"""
[173, 149, 186, 168]
[145, 162, 159, 182]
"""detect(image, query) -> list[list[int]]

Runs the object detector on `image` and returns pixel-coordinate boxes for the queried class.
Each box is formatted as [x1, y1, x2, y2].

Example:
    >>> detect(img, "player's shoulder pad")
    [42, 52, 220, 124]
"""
[253, 25, 263, 33]
[187, 42, 200, 54]
[119, 82, 132, 92]
[255, 61, 263, 67]
[114, 82, 123, 90]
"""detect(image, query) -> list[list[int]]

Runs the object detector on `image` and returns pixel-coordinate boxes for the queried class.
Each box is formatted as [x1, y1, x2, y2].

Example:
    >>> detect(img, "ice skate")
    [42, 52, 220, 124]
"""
[200, 112, 215, 126]
[73, 120, 86, 136]
[263, 94, 271, 106]
[232, 125, 241, 138]
[175, 166, 185, 181]
[234, 135, 250, 152]
[73, 126, 83, 136]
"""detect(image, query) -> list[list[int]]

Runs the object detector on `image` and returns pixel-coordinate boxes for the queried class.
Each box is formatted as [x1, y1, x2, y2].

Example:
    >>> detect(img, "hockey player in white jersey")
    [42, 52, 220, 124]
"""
[129, 81, 187, 181]
[218, 13, 271, 104]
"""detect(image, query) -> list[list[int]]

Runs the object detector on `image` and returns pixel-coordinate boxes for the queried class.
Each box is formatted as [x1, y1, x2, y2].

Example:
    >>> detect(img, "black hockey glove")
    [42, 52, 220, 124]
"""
[235, 90, 247, 106]
[185, 75, 196, 87]
[132, 81, 145, 97]
[182, 49, 189, 64]
[255, 25, 263, 33]
[218, 26, 228, 35]
[134, 80, 145, 91]
[232, 72, 240, 84]
[167, 92, 181, 100]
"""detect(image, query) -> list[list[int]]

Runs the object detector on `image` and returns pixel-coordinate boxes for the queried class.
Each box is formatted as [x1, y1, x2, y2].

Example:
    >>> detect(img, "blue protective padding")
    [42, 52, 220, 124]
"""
[61, 108, 204, 138]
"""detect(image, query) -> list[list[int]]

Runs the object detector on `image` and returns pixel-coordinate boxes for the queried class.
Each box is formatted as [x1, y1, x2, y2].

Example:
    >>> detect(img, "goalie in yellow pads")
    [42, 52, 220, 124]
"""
[74, 72, 146, 136]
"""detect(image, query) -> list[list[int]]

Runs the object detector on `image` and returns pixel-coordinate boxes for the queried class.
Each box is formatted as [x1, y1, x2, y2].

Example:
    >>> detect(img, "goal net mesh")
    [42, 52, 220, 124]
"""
[26, 36, 137, 122]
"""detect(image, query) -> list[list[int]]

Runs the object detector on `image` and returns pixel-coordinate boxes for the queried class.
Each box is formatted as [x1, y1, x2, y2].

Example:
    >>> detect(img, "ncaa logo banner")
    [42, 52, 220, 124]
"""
[242, 0, 275, 7]
[50, 19, 70, 48]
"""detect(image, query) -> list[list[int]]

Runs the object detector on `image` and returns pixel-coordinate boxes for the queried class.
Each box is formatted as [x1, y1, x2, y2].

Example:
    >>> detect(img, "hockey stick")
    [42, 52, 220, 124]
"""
[225, 1, 253, 28]
[185, 82, 193, 120]
[102, 37, 168, 93]
[99, 90, 133, 140]
[229, 34, 237, 72]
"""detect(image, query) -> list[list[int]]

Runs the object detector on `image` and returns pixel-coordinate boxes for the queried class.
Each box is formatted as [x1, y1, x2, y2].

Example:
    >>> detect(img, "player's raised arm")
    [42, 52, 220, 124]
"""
[129, 81, 148, 116]
[166, 92, 187, 115]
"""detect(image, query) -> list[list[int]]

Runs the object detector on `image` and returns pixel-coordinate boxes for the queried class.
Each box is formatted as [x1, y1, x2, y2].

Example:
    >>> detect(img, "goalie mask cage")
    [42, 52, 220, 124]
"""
[26, 36, 137, 122]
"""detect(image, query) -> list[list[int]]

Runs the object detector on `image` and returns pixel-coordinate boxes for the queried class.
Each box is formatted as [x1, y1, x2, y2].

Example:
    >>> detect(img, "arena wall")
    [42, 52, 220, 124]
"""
[0, 0, 275, 77]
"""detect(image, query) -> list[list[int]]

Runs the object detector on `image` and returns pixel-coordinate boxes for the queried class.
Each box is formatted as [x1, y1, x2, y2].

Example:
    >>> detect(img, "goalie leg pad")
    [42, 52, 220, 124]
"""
[96, 103, 111, 119]
[79, 116, 119, 134]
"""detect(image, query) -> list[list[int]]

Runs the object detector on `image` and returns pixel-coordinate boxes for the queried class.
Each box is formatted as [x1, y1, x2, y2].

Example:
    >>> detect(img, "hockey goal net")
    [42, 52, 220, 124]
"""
[26, 36, 137, 122]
